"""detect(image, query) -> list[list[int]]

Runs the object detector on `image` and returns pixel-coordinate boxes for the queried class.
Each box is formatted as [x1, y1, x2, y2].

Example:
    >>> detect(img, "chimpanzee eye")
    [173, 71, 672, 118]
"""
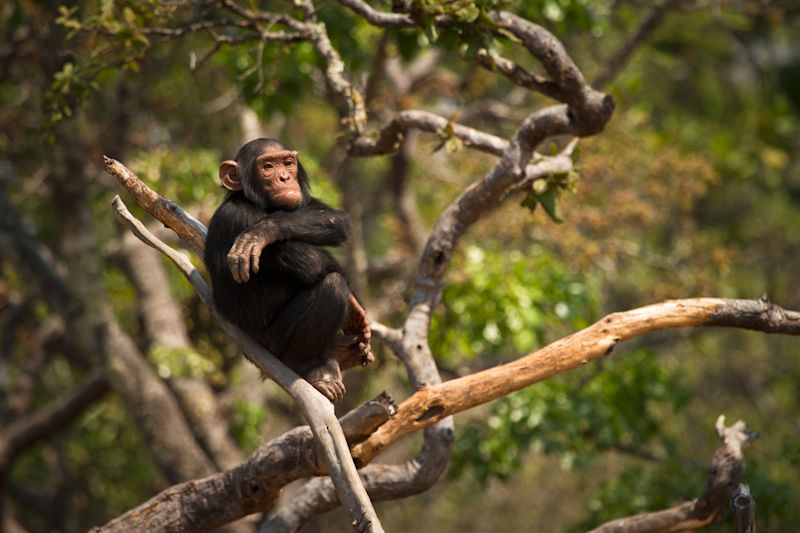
[263, 161, 274, 169]
[284, 159, 294, 166]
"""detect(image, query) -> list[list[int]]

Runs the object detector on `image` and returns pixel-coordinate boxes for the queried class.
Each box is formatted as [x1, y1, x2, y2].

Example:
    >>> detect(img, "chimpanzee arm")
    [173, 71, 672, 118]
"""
[257, 197, 350, 246]
[261, 241, 344, 285]
[226, 198, 349, 283]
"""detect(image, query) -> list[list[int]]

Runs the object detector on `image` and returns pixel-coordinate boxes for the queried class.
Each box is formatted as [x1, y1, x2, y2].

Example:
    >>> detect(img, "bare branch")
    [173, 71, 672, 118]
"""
[349, 298, 799, 464]
[262, 423, 453, 532]
[489, 11, 615, 135]
[295, 0, 367, 134]
[732, 484, 756, 533]
[336, 0, 414, 27]
[349, 109, 509, 157]
[475, 49, 563, 100]
[368, 321, 403, 357]
[589, 416, 759, 532]
[95, 393, 396, 532]
[103, 157, 207, 256]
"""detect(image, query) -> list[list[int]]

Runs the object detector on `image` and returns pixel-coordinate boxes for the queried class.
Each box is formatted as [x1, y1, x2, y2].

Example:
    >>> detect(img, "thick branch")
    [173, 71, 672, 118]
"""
[588, 416, 758, 532]
[349, 298, 799, 464]
[261, 423, 453, 532]
[95, 393, 396, 532]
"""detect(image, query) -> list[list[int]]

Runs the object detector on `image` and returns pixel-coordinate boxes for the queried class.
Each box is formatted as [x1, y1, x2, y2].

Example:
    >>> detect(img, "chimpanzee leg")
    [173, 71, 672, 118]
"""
[263, 272, 349, 401]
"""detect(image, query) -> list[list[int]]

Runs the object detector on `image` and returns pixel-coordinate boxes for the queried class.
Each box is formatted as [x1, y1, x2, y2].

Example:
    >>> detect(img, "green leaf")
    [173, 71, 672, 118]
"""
[454, 4, 480, 22]
[538, 186, 563, 223]
[123, 7, 136, 25]
[521, 189, 539, 212]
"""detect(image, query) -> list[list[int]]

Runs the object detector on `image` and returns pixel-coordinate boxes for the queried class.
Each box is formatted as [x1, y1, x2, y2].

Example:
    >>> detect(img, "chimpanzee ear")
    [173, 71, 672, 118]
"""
[219, 160, 242, 191]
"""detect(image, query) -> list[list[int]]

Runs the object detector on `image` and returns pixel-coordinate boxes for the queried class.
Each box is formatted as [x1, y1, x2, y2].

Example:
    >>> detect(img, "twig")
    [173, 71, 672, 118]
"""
[592, 0, 682, 89]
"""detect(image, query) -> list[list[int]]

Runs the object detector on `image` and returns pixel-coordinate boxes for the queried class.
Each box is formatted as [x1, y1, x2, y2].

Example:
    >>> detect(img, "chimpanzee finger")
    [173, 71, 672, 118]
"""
[361, 350, 374, 367]
[238, 254, 250, 283]
[227, 254, 240, 283]
[340, 334, 359, 346]
[334, 380, 346, 400]
[251, 244, 261, 274]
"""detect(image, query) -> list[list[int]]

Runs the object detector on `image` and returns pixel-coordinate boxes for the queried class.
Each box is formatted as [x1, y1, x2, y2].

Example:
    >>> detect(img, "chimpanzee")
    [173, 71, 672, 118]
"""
[204, 138, 372, 402]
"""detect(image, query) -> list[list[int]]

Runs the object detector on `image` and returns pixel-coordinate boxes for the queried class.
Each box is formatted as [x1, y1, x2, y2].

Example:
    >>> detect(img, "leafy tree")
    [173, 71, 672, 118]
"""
[0, 1, 797, 531]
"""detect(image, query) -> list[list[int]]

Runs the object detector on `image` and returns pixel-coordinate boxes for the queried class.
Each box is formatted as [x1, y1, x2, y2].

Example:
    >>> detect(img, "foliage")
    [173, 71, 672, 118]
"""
[230, 399, 269, 453]
[449, 349, 689, 484]
[432, 244, 599, 360]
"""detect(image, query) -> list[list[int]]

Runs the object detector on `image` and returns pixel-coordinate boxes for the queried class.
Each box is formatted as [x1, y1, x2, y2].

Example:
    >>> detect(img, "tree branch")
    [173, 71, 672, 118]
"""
[117, 237, 243, 470]
[588, 416, 759, 532]
[102, 161, 800, 531]
[348, 299, 799, 464]
[731, 484, 756, 533]
[95, 392, 396, 532]
[349, 109, 509, 157]
[103, 157, 207, 256]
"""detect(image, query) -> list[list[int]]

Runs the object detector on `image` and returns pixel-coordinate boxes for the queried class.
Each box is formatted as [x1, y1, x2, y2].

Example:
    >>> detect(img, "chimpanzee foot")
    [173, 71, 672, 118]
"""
[305, 358, 346, 402]
[331, 334, 374, 371]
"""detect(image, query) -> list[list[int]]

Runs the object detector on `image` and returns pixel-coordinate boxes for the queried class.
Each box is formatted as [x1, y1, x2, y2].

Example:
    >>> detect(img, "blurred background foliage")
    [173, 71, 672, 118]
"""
[1, 0, 798, 531]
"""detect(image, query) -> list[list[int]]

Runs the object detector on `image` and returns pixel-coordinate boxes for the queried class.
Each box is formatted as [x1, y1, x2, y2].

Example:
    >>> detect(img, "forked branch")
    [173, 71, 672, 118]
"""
[589, 416, 759, 532]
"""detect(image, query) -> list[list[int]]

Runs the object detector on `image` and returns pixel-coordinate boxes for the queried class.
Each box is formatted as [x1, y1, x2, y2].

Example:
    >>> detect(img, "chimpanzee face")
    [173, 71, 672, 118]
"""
[254, 146, 302, 210]
[219, 139, 309, 211]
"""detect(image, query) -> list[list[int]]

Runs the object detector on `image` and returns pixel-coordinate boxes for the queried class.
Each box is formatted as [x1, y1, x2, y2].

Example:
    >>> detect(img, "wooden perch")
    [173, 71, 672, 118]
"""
[348, 299, 798, 465]
[588, 416, 759, 533]
[97, 392, 396, 532]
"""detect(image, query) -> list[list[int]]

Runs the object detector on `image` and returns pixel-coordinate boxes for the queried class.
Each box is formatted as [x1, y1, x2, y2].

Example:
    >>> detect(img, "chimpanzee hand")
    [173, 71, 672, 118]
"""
[342, 293, 372, 367]
[227, 219, 282, 283]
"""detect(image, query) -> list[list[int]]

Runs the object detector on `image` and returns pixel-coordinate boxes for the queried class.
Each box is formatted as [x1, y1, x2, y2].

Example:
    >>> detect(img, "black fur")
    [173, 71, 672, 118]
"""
[204, 138, 352, 373]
